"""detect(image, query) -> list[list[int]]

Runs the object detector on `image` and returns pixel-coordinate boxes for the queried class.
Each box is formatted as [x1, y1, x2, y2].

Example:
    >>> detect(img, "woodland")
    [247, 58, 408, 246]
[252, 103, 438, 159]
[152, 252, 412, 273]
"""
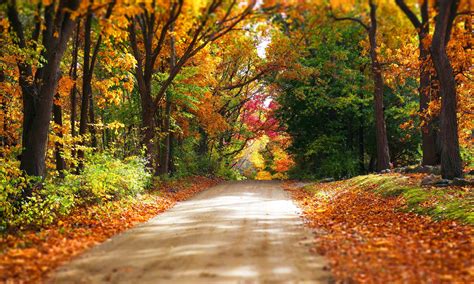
[0, 0, 473, 282]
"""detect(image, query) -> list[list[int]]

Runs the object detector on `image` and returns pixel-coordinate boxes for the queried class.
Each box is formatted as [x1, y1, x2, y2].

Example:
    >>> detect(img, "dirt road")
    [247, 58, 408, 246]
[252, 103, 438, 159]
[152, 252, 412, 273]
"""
[50, 181, 331, 283]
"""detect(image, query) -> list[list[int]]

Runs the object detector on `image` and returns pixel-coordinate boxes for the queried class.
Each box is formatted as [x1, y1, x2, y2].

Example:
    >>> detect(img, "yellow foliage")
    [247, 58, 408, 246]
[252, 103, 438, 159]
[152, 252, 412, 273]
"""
[256, 170, 272, 180]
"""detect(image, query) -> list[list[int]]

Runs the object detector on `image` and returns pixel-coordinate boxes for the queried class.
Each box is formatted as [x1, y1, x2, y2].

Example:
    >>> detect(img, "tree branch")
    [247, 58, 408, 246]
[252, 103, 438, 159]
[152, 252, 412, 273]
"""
[328, 5, 370, 31]
[395, 0, 421, 28]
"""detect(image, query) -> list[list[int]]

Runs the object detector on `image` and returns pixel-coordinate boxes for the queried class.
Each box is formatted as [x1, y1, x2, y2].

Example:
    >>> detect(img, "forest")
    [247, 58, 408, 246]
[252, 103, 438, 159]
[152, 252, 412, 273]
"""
[0, 0, 473, 282]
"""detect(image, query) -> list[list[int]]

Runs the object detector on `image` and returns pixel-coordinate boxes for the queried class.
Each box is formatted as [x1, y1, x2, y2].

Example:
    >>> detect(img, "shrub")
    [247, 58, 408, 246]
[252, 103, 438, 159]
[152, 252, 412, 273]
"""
[78, 154, 151, 203]
[0, 153, 151, 232]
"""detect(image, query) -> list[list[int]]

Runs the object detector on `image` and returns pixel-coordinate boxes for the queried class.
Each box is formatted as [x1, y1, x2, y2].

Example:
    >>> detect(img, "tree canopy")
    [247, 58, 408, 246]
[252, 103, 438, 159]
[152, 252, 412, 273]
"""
[0, 0, 472, 225]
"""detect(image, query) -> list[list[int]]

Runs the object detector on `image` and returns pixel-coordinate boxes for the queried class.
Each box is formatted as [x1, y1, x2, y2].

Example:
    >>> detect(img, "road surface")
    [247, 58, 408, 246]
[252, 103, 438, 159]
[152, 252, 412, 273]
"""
[50, 180, 331, 283]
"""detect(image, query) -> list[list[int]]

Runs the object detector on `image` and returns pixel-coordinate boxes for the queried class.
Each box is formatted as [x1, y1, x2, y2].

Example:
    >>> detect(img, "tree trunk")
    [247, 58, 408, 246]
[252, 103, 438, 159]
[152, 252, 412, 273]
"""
[77, 5, 94, 169]
[418, 5, 440, 165]
[8, 0, 80, 177]
[89, 91, 97, 148]
[158, 26, 177, 176]
[395, 0, 441, 166]
[159, 99, 172, 175]
[70, 22, 80, 157]
[53, 91, 66, 177]
[419, 38, 440, 165]
[368, 1, 390, 172]
[358, 94, 365, 174]
[430, 0, 462, 179]
[77, 0, 113, 168]
[140, 87, 157, 170]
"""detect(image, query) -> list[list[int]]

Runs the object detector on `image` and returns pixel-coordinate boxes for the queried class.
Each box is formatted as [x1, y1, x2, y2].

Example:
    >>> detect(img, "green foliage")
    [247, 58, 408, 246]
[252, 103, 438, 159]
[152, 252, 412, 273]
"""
[0, 159, 40, 231]
[171, 136, 244, 180]
[215, 162, 245, 180]
[0, 153, 151, 232]
[273, 22, 370, 179]
[172, 137, 209, 178]
[272, 13, 421, 179]
[78, 154, 151, 203]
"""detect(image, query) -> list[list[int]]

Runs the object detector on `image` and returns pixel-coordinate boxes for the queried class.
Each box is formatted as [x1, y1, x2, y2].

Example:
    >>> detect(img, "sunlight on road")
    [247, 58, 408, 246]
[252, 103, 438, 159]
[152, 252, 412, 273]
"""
[51, 181, 331, 283]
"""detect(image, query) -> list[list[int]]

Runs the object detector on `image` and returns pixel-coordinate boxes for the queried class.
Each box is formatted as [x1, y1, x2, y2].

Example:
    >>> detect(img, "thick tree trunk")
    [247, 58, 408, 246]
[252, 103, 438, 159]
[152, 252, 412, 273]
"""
[430, 0, 462, 179]
[395, 0, 440, 166]
[9, 0, 80, 177]
[139, 85, 157, 170]
[368, 2, 390, 172]
[419, 34, 440, 166]
[419, 42, 439, 165]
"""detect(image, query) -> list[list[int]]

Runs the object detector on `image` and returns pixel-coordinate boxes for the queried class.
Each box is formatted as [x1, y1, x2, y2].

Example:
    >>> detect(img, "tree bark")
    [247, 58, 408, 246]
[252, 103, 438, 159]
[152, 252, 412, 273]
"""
[368, 1, 390, 171]
[53, 91, 66, 177]
[70, 21, 80, 155]
[419, 6, 440, 166]
[430, 0, 462, 179]
[419, 39, 440, 165]
[331, 1, 390, 172]
[89, 91, 97, 148]
[159, 23, 177, 176]
[159, 99, 172, 175]
[395, 0, 440, 165]
[77, 0, 114, 170]
[7, 0, 80, 177]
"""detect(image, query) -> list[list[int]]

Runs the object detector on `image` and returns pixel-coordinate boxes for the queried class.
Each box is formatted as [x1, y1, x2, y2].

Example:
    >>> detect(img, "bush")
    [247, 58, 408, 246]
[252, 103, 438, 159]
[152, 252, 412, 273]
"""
[0, 159, 40, 231]
[0, 154, 151, 232]
[79, 154, 151, 203]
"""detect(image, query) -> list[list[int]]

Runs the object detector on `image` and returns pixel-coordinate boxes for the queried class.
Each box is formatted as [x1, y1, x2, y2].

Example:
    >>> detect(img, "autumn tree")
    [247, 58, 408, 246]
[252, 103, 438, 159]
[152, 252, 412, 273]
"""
[77, 0, 117, 170]
[5, 0, 81, 178]
[430, 0, 463, 179]
[330, 0, 391, 171]
[395, 0, 440, 166]
[127, 0, 256, 174]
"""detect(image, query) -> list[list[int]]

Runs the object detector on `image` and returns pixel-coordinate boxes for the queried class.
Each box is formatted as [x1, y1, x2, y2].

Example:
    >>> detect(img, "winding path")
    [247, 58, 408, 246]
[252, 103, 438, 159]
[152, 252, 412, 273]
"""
[50, 181, 331, 283]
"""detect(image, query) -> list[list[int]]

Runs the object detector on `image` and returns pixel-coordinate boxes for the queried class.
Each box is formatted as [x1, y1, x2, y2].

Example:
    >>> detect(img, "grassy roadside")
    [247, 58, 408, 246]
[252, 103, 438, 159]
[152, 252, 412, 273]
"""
[0, 176, 221, 283]
[341, 174, 473, 224]
[285, 173, 473, 283]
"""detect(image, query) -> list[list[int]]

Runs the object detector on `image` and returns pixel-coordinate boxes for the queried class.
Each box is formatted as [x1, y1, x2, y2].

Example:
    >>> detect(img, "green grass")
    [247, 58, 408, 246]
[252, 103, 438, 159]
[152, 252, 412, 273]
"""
[309, 174, 474, 225]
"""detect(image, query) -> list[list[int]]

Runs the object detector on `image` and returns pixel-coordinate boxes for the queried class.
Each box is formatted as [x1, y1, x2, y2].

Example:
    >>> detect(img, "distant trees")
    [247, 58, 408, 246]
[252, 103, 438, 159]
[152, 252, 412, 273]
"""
[331, 0, 391, 172]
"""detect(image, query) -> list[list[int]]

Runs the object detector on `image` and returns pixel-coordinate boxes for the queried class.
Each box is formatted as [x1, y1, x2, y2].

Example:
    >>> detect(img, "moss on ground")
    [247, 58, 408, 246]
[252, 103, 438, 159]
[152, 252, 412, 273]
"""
[306, 174, 473, 225]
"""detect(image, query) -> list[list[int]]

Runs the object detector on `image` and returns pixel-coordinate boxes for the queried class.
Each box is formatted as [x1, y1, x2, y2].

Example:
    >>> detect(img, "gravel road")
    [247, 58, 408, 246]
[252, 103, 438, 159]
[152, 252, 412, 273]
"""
[50, 180, 331, 283]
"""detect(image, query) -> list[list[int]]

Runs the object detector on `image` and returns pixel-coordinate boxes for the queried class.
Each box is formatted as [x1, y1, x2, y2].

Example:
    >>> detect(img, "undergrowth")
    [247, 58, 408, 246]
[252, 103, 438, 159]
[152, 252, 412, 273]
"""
[0, 153, 152, 232]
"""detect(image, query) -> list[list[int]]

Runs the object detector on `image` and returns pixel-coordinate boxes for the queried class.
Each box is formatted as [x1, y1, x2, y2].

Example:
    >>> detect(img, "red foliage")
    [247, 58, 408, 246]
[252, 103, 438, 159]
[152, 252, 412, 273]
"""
[0, 176, 221, 283]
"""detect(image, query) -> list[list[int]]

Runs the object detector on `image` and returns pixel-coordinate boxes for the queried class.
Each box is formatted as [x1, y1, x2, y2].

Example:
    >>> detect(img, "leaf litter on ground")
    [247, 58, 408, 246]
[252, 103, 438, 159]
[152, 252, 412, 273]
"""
[0, 176, 221, 283]
[285, 173, 473, 283]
